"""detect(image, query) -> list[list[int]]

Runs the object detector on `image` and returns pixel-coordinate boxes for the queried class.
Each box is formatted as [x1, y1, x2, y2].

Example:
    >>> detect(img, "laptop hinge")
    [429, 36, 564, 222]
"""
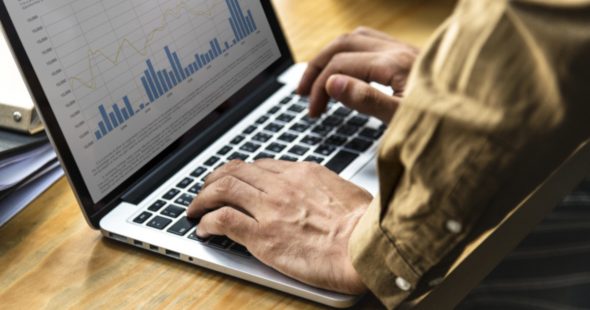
[121, 78, 284, 205]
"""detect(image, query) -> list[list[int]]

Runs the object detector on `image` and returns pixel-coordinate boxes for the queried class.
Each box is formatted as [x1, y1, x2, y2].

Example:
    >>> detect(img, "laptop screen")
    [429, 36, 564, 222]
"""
[2, 0, 282, 203]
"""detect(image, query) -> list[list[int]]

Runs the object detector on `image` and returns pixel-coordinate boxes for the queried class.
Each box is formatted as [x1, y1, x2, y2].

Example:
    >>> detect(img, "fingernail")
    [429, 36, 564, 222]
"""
[328, 75, 348, 98]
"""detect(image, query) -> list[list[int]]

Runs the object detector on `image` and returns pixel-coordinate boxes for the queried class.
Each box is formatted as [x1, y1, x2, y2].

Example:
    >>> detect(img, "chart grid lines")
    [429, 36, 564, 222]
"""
[93, 0, 260, 141]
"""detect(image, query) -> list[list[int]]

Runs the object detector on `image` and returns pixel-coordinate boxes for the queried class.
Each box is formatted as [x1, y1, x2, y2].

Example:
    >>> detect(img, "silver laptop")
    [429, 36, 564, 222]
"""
[0, 0, 383, 307]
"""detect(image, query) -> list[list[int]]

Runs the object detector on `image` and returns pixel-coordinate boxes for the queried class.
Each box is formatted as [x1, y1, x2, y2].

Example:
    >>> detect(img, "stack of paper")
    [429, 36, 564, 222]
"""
[0, 123, 63, 227]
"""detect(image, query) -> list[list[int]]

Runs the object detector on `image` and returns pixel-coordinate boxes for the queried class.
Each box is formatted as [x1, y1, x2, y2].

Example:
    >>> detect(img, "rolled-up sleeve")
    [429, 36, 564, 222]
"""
[349, 0, 590, 308]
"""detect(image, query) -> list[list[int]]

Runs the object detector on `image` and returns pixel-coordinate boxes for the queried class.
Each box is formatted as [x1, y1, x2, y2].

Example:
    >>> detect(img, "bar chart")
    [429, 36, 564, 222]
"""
[9, 0, 280, 201]
[94, 0, 259, 140]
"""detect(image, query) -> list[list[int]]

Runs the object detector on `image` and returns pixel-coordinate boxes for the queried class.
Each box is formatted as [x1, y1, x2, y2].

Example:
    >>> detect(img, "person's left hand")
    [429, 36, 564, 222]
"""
[187, 159, 373, 295]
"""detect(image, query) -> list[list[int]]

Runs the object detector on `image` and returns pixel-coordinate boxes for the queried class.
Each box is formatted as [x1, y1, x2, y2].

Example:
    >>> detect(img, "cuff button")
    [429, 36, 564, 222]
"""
[446, 220, 462, 234]
[395, 276, 412, 291]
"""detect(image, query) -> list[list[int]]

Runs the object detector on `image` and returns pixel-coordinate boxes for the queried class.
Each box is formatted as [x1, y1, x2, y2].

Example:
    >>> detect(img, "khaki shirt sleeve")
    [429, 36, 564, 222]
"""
[349, 0, 590, 308]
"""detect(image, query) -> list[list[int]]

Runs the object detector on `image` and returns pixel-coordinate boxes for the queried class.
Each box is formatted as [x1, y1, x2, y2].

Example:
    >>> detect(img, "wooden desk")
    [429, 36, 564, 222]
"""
[0, 1, 455, 308]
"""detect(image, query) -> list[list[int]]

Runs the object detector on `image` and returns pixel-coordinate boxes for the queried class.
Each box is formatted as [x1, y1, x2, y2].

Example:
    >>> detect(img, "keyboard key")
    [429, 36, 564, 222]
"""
[301, 135, 322, 146]
[217, 146, 233, 156]
[240, 142, 261, 153]
[188, 230, 208, 242]
[277, 113, 295, 123]
[190, 167, 207, 178]
[288, 104, 306, 113]
[208, 236, 233, 249]
[278, 132, 298, 143]
[266, 142, 287, 153]
[312, 125, 333, 136]
[359, 128, 384, 140]
[264, 123, 283, 133]
[133, 211, 152, 224]
[326, 150, 359, 174]
[304, 156, 325, 164]
[243, 125, 257, 135]
[204, 156, 220, 167]
[228, 152, 249, 161]
[325, 135, 348, 146]
[229, 243, 252, 257]
[322, 116, 344, 127]
[254, 152, 275, 160]
[176, 177, 194, 189]
[174, 193, 195, 207]
[255, 115, 269, 125]
[289, 145, 309, 156]
[315, 144, 337, 156]
[148, 200, 167, 212]
[290, 123, 310, 133]
[348, 115, 369, 127]
[230, 135, 245, 145]
[162, 188, 181, 200]
[147, 216, 172, 230]
[252, 132, 272, 143]
[334, 106, 353, 117]
[280, 96, 292, 104]
[299, 97, 309, 103]
[268, 106, 281, 114]
[337, 125, 360, 136]
[346, 138, 373, 152]
[161, 205, 185, 218]
[188, 183, 203, 194]
[280, 155, 298, 162]
[167, 217, 197, 236]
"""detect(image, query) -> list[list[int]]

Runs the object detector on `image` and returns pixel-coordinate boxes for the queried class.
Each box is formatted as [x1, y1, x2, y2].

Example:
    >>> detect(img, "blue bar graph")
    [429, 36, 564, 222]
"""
[113, 104, 124, 124]
[169, 71, 177, 86]
[122, 109, 129, 121]
[123, 96, 134, 117]
[95, 0, 259, 141]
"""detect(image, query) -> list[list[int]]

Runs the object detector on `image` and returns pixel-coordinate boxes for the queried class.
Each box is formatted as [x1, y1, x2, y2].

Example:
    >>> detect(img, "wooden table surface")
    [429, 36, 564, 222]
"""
[0, 1, 455, 309]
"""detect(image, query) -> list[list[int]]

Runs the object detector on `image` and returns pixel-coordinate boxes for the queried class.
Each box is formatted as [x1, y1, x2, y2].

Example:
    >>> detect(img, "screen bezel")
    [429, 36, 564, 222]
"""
[0, 0, 294, 228]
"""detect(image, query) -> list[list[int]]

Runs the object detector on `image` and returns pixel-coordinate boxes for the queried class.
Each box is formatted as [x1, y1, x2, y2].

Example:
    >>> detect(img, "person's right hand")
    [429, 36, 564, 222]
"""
[297, 27, 419, 124]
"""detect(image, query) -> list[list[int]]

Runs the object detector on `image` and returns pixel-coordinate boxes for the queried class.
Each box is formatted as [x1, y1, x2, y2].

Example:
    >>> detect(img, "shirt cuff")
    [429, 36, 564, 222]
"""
[349, 198, 421, 309]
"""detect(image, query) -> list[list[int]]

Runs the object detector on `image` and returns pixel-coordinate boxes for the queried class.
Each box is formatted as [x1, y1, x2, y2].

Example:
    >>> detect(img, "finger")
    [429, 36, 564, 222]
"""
[251, 158, 297, 173]
[297, 34, 389, 96]
[203, 160, 279, 192]
[326, 74, 400, 124]
[196, 207, 258, 246]
[352, 26, 397, 42]
[187, 175, 265, 219]
[308, 52, 404, 117]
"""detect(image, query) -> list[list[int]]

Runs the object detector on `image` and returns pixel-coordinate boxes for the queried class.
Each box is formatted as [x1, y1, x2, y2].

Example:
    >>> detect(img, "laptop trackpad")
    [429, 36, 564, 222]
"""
[349, 157, 379, 197]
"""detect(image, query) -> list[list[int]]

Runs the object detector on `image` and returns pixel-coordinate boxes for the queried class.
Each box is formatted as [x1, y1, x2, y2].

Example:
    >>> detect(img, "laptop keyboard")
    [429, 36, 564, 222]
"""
[131, 92, 386, 258]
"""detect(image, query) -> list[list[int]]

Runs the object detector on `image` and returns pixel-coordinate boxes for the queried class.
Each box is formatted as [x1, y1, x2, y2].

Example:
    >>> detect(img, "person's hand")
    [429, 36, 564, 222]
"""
[298, 27, 419, 124]
[187, 159, 373, 294]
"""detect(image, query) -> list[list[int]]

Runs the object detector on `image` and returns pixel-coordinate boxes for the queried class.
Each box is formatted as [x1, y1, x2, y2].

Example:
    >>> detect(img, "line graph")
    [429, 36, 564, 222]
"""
[69, 1, 222, 90]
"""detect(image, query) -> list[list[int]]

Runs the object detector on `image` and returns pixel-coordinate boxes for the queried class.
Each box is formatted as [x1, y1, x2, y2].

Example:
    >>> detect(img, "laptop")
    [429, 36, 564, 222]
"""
[0, 0, 384, 307]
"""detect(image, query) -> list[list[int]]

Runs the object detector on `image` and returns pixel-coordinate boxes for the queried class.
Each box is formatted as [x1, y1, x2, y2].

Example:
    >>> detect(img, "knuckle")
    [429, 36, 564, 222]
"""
[215, 208, 235, 226]
[224, 159, 245, 171]
[359, 86, 378, 104]
[215, 175, 238, 195]
[333, 33, 353, 49]
[353, 26, 371, 35]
